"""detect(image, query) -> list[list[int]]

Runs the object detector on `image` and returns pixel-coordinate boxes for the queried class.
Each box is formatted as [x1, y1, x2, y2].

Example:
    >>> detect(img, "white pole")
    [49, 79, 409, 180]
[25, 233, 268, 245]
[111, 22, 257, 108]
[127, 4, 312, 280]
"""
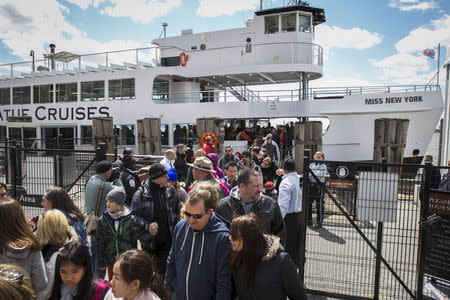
[441, 60, 450, 165]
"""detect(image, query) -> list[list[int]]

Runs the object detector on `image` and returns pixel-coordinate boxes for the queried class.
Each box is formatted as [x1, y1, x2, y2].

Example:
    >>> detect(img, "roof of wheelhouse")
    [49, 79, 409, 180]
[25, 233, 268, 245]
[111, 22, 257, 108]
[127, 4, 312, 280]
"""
[255, 5, 326, 25]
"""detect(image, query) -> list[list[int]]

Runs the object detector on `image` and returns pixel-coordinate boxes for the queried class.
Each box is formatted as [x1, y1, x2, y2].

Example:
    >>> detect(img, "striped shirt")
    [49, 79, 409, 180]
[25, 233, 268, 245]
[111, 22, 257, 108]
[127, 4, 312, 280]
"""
[309, 162, 327, 183]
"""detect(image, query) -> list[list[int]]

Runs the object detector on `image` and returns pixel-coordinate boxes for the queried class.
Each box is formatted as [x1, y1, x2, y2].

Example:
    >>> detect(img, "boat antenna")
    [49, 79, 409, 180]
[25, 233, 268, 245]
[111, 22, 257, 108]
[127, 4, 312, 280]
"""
[30, 50, 35, 72]
[159, 23, 168, 38]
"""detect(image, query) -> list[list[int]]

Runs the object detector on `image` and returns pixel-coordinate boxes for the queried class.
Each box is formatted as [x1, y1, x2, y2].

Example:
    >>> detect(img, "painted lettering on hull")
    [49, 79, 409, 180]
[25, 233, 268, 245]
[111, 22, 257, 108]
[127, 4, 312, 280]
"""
[0, 106, 110, 121]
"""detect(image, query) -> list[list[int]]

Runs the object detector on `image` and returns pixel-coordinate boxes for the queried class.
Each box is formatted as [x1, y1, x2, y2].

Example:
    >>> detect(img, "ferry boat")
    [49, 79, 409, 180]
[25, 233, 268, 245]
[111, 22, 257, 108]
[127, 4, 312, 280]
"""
[0, 1, 444, 161]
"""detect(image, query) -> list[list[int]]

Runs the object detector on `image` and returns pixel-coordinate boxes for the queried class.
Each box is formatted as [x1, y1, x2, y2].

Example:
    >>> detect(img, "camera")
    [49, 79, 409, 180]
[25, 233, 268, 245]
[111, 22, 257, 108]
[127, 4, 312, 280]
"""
[109, 167, 121, 182]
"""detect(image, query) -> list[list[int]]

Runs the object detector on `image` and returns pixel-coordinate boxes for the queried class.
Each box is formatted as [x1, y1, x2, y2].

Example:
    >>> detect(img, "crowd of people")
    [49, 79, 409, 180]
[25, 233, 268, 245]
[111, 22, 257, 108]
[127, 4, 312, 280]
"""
[2, 137, 449, 300]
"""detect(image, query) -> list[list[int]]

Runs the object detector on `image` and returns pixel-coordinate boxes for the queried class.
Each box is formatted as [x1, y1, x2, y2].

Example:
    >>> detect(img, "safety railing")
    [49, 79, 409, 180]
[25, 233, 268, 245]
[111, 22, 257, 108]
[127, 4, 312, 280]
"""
[152, 84, 441, 103]
[0, 41, 323, 79]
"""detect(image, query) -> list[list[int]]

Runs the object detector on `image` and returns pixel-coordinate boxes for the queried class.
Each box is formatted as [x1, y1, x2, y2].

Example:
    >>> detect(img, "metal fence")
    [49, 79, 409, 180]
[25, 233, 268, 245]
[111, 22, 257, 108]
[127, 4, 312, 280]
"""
[1, 142, 98, 220]
[301, 159, 450, 300]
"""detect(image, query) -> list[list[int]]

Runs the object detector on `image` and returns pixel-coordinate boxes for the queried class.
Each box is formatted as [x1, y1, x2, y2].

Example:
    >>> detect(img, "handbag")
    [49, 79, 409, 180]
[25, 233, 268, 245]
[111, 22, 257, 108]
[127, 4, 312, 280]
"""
[84, 181, 105, 235]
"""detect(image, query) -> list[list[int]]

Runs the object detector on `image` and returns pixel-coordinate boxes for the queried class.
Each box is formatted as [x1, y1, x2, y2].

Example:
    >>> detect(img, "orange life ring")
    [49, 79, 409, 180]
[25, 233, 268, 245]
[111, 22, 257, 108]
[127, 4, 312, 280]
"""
[199, 132, 218, 149]
[179, 52, 189, 67]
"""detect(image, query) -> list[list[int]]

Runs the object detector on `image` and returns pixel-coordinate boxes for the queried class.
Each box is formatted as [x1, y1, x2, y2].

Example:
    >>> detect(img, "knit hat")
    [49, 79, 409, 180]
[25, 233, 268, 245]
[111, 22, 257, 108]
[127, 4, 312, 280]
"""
[242, 150, 251, 158]
[122, 148, 134, 158]
[264, 181, 275, 191]
[283, 157, 296, 171]
[106, 187, 126, 205]
[148, 163, 168, 180]
[168, 167, 178, 182]
[189, 156, 213, 172]
[96, 160, 112, 174]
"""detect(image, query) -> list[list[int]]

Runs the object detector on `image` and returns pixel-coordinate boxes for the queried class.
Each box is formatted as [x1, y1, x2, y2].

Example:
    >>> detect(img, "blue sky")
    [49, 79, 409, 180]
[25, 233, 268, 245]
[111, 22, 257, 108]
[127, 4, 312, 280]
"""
[0, 0, 449, 87]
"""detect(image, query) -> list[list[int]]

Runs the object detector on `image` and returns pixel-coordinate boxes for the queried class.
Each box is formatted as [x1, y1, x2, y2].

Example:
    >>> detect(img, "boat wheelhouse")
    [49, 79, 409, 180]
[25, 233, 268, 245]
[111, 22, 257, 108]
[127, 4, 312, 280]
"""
[0, 2, 443, 161]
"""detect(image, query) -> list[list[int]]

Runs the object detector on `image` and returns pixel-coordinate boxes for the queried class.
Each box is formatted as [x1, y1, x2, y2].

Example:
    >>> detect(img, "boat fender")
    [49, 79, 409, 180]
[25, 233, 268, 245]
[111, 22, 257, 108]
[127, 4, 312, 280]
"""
[180, 52, 189, 67]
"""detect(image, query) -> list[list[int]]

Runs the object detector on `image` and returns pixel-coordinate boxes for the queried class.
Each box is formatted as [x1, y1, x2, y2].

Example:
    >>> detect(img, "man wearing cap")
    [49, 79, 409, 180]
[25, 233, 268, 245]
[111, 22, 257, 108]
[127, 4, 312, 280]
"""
[277, 157, 303, 266]
[131, 163, 180, 274]
[113, 148, 134, 171]
[120, 155, 141, 206]
[216, 168, 286, 243]
[85, 160, 124, 217]
[186, 148, 206, 187]
[237, 150, 263, 179]
[189, 156, 225, 204]
[84, 160, 123, 277]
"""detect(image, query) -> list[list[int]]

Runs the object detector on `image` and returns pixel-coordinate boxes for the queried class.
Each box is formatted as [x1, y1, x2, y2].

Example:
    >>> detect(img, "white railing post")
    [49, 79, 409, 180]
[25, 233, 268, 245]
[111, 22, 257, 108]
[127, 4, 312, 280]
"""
[106, 52, 109, 68]
[10, 64, 13, 78]
[136, 49, 139, 67]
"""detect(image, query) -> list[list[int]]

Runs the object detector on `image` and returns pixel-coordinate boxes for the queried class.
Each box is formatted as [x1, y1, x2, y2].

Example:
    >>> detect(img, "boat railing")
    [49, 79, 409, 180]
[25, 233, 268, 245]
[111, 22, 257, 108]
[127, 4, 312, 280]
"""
[153, 84, 440, 103]
[0, 42, 323, 79]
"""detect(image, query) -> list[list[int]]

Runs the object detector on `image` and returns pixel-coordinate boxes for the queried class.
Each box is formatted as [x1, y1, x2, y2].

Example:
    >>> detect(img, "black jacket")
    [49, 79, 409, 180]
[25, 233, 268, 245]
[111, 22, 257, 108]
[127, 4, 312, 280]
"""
[232, 235, 307, 300]
[216, 187, 286, 244]
[174, 152, 188, 182]
[131, 181, 181, 251]
[120, 169, 141, 206]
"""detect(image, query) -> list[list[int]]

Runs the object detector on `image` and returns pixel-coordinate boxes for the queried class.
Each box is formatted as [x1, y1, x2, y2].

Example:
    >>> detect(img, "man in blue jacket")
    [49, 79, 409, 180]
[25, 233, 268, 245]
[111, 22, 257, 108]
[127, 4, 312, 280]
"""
[165, 187, 232, 300]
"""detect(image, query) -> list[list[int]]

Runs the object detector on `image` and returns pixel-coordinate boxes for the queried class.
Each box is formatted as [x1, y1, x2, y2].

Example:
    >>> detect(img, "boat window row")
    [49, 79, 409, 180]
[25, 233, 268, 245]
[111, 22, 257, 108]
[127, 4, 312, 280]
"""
[81, 124, 136, 145]
[265, 12, 312, 34]
[0, 78, 135, 105]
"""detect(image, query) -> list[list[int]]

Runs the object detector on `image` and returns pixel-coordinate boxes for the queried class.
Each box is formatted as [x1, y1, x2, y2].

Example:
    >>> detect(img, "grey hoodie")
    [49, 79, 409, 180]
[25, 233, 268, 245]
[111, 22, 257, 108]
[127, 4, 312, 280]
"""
[0, 246, 48, 298]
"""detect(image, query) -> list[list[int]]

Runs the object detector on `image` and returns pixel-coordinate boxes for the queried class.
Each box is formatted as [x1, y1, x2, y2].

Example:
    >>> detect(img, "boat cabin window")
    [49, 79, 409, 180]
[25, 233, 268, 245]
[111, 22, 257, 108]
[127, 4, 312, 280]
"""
[153, 78, 169, 101]
[8, 126, 36, 147]
[109, 78, 135, 100]
[265, 15, 279, 34]
[81, 81, 105, 101]
[81, 125, 93, 145]
[33, 84, 54, 104]
[161, 124, 169, 145]
[281, 13, 296, 32]
[56, 83, 77, 102]
[12, 86, 31, 105]
[173, 123, 197, 145]
[114, 125, 135, 145]
[0, 126, 6, 139]
[298, 14, 311, 32]
[0, 88, 10, 105]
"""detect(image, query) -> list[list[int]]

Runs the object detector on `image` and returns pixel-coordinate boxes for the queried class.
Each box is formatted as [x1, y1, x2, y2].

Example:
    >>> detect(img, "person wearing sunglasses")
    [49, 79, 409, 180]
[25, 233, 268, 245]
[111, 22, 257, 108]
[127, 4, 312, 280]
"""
[0, 264, 35, 300]
[165, 186, 232, 300]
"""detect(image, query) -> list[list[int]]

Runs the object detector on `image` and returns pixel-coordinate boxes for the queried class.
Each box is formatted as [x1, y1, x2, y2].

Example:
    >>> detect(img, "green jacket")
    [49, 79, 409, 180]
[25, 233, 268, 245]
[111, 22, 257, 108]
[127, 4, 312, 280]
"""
[95, 207, 149, 268]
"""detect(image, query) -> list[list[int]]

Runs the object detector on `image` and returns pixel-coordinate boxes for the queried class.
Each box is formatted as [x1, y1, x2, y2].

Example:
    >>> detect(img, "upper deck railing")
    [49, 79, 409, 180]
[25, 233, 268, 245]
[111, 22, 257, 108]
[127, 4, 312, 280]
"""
[154, 84, 441, 103]
[0, 42, 323, 79]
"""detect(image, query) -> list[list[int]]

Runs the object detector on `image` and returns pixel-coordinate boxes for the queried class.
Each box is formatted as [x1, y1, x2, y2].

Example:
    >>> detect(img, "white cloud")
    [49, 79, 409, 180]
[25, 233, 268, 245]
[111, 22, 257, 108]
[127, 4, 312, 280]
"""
[0, 0, 146, 75]
[395, 14, 450, 53]
[64, 0, 104, 10]
[388, 0, 437, 11]
[196, 0, 259, 17]
[371, 53, 432, 83]
[370, 14, 450, 85]
[315, 25, 382, 51]
[101, 0, 182, 24]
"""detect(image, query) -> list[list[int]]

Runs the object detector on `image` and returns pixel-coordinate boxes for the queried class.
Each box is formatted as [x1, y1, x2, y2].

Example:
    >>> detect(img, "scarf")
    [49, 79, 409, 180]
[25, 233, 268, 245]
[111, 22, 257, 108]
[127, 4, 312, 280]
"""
[107, 206, 129, 220]
[60, 283, 78, 300]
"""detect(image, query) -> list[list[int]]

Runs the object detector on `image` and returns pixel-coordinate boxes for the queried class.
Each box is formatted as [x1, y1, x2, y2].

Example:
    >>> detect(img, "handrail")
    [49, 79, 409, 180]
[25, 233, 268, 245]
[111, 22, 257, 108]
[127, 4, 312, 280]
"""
[0, 42, 323, 78]
[152, 84, 441, 103]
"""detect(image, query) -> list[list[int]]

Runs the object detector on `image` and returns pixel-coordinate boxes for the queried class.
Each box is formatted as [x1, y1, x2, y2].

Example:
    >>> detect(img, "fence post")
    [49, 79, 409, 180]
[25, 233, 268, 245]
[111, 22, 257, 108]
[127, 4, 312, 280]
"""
[299, 157, 310, 283]
[96, 143, 107, 162]
[9, 142, 17, 199]
[416, 163, 431, 300]
[374, 222, 383, 299]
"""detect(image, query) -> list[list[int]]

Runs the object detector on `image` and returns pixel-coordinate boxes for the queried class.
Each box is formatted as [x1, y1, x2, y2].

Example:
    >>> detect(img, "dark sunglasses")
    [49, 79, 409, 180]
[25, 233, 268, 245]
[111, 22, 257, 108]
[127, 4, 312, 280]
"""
[0, 268, 24, 283]
[0, 192, 7, 197]
[184, 211, 206, 219]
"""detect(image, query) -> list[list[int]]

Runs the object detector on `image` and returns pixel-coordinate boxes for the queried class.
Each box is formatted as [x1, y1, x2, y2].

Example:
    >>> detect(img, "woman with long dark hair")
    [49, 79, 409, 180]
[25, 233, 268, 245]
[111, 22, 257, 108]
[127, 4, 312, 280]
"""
[49, 241, 109, 300]
[105, 249, 169, 300]
[42, 187, 87, 245]
[0, 199, 47, 297]
[229, 214, 307, 300]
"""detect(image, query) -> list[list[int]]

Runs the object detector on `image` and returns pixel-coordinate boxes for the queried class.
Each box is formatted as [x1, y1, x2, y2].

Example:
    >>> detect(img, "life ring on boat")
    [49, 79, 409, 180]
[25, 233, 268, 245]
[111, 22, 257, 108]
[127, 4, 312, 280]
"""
[199, 132, 218, 150]
[179, 52, 189, 67]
